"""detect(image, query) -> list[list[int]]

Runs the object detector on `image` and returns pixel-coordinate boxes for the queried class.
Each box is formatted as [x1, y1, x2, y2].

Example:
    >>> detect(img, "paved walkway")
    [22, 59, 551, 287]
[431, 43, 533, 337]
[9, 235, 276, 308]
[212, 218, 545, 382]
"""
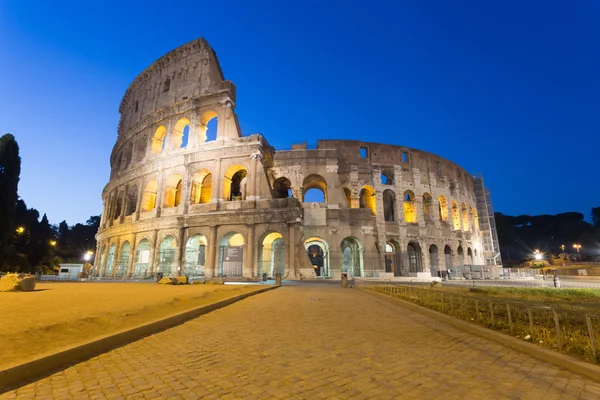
[3, 285, 600, 399]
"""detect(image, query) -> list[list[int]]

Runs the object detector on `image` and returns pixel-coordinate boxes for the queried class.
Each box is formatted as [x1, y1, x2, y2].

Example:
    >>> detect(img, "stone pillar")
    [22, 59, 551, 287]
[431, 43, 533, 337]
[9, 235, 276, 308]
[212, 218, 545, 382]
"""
[288, 222, 297, 277]
[247, 153, 258, 200]
[181, 164, 191, 215]
[155, 169, 165, 217]
[213, 158, 222, 202]
[149, 230, 159, 274]
[244, 224, 255, 278]
[416, 197, 425, 227]
[175, 227, 186, 275]
[111, 238, 121, 278]
[128, 234, 137, 276]
[119, 187, 127, 223]
[135, 182, 144, 221]
[207, 225, 218, 277]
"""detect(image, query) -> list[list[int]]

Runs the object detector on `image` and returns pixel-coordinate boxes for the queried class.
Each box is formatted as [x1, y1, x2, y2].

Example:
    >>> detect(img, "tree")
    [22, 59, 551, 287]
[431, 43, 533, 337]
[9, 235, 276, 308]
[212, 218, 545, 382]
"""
[0, 134, 21, 270]
[592, 207, 600, 228]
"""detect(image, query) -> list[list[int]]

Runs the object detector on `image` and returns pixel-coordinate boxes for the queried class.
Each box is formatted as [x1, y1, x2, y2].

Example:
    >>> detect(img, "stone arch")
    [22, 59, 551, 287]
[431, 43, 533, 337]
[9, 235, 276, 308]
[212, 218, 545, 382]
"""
[467, 247, 473, 265]
[273, 177, 292, 198]
[381, 170, 393, 185]
[403, 190, 417, 223]
[134, 238, 151, 276]
[438, 195, 449, 222]
[223, 164, 248, 201]
[199, 110, 219, 142]
[462, 202, 470, 231]
[116, 241, 131, 277]
[444, 245, 453, 270]
[258, 231, 285, 278]
[105, 243, 116, 276]
[303, 174, 327, 203]
[125, 185, 138, 216]
[457, 245, 464, 266]
[157, 235, 177, 276]
[340, 237, 364, 277]
[473, 207, 480, 231]
[164, 174, 183, 208]
[429, 244, 439, 277]
[385, 241, 401, 276]
[120, 142, 133, 170]
[343, 187, 352, 208]
[191, 169, 212, 204]
[359, 186, 376, 215]
[218, 231, 245, 277]
[142, 179, 158, 211]
[407, 242, 423, 273]
[451, 200, 461, 230]
[422, 193, 433, 222]
[134, 134, 147, 163]
[185, 234, 208, 278]
[151, 126, 167, 154]
[383, 189, 396, 221]
[304, 237, 329, 278]
[172, 117, 190, 148]
[113, 190, 124, 220]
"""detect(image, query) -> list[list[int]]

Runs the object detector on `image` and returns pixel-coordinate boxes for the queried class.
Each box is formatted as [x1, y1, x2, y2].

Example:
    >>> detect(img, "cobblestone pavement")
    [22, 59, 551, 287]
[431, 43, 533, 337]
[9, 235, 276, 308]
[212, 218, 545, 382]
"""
[3, 284, 600, 399]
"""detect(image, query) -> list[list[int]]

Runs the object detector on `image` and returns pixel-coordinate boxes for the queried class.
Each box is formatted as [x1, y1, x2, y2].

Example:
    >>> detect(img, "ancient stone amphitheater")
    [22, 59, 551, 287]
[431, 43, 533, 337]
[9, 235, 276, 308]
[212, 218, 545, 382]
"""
[94, 38, 487, 281]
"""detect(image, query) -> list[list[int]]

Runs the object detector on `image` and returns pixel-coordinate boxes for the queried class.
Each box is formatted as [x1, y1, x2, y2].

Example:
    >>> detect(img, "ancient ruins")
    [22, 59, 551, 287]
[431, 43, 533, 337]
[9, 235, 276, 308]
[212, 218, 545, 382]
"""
[94, 38, 494, 280]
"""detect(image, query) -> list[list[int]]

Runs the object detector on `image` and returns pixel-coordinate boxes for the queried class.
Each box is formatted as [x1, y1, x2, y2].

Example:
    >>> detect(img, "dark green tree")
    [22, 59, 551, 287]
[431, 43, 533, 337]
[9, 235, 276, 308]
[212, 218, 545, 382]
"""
[0, 134, 21, 270]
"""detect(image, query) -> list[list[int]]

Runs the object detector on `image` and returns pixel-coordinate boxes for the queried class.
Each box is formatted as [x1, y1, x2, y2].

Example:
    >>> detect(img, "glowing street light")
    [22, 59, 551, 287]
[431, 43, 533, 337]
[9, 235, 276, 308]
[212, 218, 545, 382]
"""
[533, 249, 543, 260]
[573, 244, 582, 253]
[16, 226, 25, 234]
[49, 240, 57, 247]
[83, 250, 94, 262]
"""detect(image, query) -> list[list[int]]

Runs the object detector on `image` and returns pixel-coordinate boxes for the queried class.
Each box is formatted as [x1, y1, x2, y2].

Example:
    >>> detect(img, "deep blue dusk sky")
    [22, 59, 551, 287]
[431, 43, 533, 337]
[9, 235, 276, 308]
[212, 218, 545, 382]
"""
[0, 1, 598, 225]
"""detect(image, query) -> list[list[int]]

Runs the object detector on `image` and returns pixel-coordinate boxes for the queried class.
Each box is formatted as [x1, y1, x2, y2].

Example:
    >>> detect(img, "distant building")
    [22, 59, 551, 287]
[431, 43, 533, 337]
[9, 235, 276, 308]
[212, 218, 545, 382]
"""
[473, 175, 502, 266]
[58, 264, 83, 277]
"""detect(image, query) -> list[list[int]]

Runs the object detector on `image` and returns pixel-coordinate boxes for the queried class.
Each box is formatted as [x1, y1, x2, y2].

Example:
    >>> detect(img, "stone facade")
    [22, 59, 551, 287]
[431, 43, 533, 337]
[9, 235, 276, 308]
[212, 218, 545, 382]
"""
[95, 38, 487, 280]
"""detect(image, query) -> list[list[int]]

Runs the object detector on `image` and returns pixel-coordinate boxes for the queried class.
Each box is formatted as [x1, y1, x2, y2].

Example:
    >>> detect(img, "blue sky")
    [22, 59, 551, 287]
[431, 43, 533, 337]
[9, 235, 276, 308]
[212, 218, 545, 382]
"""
[0, 1, 598, 225]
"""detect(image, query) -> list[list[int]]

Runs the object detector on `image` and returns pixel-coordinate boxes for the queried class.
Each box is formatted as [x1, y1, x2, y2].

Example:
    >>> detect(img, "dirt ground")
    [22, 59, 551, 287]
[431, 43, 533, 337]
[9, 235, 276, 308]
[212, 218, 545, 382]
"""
[0, 282, 265, 369]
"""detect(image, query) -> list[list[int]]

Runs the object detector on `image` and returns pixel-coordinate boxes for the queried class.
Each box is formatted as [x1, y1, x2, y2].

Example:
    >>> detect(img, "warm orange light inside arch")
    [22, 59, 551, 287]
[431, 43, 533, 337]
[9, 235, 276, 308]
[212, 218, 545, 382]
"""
[151, 126, 167, 154]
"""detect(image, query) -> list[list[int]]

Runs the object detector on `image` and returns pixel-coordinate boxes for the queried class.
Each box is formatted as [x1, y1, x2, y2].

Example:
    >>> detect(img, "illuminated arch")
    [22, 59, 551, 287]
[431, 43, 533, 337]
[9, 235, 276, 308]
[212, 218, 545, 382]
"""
[451, 200, 461, 230]
[199, 110, 218, 142]
[151, 126, 167, 154]
[172, 117, 190, 148]
[142, 179, 157, 211]
[273, 177, 292, 198]
[462, 202, 469, 231]
[191, 169, 212, 204]
[403, 190, 417, 223]
[223, 164, 248, 201]
[164, 174, 183, 208]
[359, 185, 376, 215]
[422, 193, 432, 222]
[302, 174, 327, 203]
[438, 195, 448, 222]
[258, 231, 285, 278]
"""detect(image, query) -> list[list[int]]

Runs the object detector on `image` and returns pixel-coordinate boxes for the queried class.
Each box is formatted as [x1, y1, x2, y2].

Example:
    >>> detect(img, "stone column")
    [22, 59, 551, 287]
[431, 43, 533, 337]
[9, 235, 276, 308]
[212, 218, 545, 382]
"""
[111, 238, 121, 278]
[119, 187, 127, 223]
[175, 227, 186, 275]
[135, 182, 144, 221]
[207, 225, 218, 277]
[247, 153, 258, 200]
[288, 222, 297, 277]
[149, 230, 159, 274]
[155, 166, 165, 217]
[181, 163, 191, 215]
[244, 224, 255, 278]
[128, 234, 137, 276]
[213, 158, 222, 202]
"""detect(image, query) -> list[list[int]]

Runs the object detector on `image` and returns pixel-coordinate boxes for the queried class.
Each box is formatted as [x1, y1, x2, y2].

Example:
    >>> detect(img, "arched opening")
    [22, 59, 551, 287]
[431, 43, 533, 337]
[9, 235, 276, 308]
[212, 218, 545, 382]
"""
[125, 185, 138, 216]
[340, 237, 364, 277]
[302, 174, 327, 203]
[158, 236, 177, 276]
[172, 118, 190, 148]
[151, 126, 167, 154]
[381, 171, 393, 185]
[258, 232, 285, 279]
[185, 234, 207, 279]
[218, 232, 245, 277]
[438, 195, 448, 222]
[113, 191, 123, 220]
[403, 190, 417, 223]
[457, 246, 464, 267]
[467, 248, 473, 265]
[164, 174, 183, 208]
[134, 239, 151, 276]
[407, 242, 422, 273]
[343, 187, 352, 208]
[473, 208, 480, 231]
[116, 241, 130, 277]
[462, 202, 469, 231]
[135, 135, 147, 163]
[451, 200, 461, 230]
[199, 110, 218, 142]
[191, 170, 212, 204]
[273, 177, 292, 198]
[142, 179, 158, 211]
[105, 244, 116, 277]
[429, 244, 439, 277]
[385, 241, 402, 276]
[474, 249, 478, 262]
[120, 143, 133, 170]
[444, 245, 453, 271]
[422, 193, 432, 222]
[359, 186, 376, 215]
[223, 165, 248, 201]
[304, 237, 329, 278]
[383, 190, 396, 221]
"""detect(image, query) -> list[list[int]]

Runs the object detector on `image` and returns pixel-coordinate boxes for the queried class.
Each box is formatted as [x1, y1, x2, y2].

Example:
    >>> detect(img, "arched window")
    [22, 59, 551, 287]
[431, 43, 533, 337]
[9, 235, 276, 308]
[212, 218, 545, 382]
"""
[383, 190, 395, 221]
[403, 190, 417, 223]
[462, 202, 469, 231]
[151, 126, 167, 154]
[158, 236, 176, 276]
[223, 165, 248, 201]
[105, 243, 116, 276]
[438, 195, 448, 222]
[142, 179, 157, 211]
[125, 185, 138, 216]
[164, 174, 183, 208]
[304, 237, 329, 277]
[302, 174, 327, 203]
[467, 248, 473, 265]
[407, 242, 422, 273]
[451, 200, 461, 230]
[186, 234, 208, 278]
[120, 142, 133, 170]
[134, 239, 151, 276]
[385, 241, 401, 276]
[341, 237, 364, 277]
[200, 111, 218, 142]
[116, 241, 130, 277]
[113, 191, 124, 219]
[191, 170, 212, 204]
[172, 118, 190, 148]
[273, 177, 292, 198]
[422, 193, 432, 222]
[343, 187, 352, 208]
[359, 186, 376, 215]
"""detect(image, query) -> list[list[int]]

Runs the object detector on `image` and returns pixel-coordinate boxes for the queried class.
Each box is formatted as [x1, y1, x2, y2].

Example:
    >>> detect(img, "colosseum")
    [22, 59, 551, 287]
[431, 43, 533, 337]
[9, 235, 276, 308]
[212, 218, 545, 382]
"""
[94, 38, 498, 281]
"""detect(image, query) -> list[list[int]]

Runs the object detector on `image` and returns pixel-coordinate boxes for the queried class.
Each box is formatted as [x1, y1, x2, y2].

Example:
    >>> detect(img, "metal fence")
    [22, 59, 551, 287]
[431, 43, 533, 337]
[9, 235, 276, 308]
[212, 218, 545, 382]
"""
[357, 281, 600, 364]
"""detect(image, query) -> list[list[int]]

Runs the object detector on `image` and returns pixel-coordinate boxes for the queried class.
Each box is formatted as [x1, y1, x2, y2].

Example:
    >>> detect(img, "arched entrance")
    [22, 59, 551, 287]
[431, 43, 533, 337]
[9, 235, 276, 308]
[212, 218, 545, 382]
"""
[157, 236, 176, 276]
[407, 242, 423, 274]
[429, 244, 439, 277]
[185, 234, 208, 279]
[257, 232, 285, 279]
[385, 241, 401, 276]
[105, 244, 116, 277]
[304, 237, 329, 278]
[340, 237, 364, 277]
[218, 232, 245, 277]
[134, 239, 151, 276]
[116, 241, 130, 277]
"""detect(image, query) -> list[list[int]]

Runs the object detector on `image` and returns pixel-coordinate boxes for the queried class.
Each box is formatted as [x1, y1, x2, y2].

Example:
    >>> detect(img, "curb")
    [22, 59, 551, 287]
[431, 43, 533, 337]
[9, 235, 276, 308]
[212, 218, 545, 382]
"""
[0, 284, 279, 392]
[358, 287, 600, 384]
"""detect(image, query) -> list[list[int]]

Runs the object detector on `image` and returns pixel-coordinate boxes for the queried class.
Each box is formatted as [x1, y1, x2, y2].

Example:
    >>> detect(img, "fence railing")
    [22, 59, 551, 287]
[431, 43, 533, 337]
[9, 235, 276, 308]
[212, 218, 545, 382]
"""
[357, 281, 600, 364]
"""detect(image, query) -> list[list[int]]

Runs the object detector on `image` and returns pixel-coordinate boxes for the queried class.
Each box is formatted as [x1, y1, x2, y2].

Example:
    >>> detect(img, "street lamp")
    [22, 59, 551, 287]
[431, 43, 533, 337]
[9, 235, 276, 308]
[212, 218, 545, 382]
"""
[49, 240, 56, 247]
[573, 244, 582, 253]
[83, 250, 94, 262]
[16, 226, 25, 234]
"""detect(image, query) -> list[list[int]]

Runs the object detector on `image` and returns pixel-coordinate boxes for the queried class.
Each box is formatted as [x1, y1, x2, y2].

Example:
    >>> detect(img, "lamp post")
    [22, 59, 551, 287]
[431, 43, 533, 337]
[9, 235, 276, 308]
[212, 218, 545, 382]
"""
[573, 244, 581, 253]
